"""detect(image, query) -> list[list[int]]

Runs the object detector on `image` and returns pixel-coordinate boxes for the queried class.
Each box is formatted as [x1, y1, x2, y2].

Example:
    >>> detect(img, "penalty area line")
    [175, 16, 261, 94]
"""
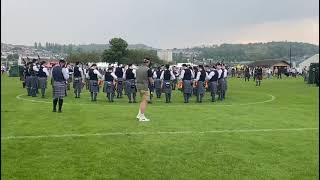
[1, 127, 318, 140]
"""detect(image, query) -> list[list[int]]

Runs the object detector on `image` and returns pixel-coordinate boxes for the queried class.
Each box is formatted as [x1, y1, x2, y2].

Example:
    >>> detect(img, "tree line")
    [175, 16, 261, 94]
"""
[66, 38, 165, 65]
[189, 41, 319, 62]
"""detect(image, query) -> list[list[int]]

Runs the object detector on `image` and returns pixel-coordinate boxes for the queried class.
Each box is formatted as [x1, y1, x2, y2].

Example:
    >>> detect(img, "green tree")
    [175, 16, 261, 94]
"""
[102, 38, 128, 63]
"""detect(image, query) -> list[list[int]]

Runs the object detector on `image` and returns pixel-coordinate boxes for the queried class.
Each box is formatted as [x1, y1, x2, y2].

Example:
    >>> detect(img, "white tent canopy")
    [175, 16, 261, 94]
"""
[299, 54, 319, 70]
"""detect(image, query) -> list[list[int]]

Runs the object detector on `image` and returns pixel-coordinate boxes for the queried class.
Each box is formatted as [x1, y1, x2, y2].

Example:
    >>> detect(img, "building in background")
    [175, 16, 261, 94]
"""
[157, 49, 173, 62]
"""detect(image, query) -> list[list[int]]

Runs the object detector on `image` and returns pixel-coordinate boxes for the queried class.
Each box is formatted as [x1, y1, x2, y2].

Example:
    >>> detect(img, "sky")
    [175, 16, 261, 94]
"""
[1, 0, 319, 49]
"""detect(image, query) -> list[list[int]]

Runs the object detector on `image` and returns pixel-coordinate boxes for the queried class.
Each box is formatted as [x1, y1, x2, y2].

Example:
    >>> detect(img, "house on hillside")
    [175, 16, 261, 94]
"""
[248, 59, 290, 72]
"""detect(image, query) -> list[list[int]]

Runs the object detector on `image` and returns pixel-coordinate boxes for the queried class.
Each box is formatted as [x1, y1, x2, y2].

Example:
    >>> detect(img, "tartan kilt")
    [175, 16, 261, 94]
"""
[38, 77, 47, 89]
[73, 77, 83, 90]
[256, 75, 262, 80]
[162, 80, 172, 94]
[104, 81, 115, 93]
[196, 81, 205, 94]
[20, 75, 25, 81]
[209, 81, 218, 94]
[89, 80, 99, 93]
[25, 76, 32, 88]
[125, 79, 137, 94]
[183, 80, 192, 94]
[30, 76, 38, 89]
[53, 81, 67, 99]
[154, 79, 161, 89]
[116, 78, 124, 92]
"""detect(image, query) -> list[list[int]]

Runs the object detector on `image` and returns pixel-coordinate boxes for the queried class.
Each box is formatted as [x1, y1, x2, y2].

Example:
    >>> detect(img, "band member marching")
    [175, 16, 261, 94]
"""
[124, 64, 137, 103]
[103, 67, 118, 102]
[194, 65, 208, 103]
[160, 64, 175, 103]
[207, 65, 219, 102]
[37, 61, 49, 98]
[179, 64, 194, 103]
[115, 65, 125, 98]
[153, 67, 162, 98]
[73, 62, 85, 98]
[52, 59, 69, 112]
[86, 64, 103, 101]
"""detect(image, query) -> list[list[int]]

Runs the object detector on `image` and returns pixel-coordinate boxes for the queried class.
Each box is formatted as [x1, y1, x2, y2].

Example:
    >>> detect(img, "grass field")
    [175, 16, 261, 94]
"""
[1, 75, 319, 180]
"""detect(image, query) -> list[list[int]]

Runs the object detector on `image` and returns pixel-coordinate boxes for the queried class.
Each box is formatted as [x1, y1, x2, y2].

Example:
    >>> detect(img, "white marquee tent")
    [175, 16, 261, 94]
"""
[299, 54, 319, 70]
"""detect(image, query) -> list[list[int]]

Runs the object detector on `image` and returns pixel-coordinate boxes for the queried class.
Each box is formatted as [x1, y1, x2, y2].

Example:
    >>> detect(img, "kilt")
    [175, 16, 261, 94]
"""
[125, 79, 137, 94]
[116, 78, 124, 93]
[73, 77, 83, 91]
[218, 79, 226, 92]
[209, 81, 218, 94]
[25, 76, 32, 88]
[183, 80, 192, 94]
[53, 81, 67, 99]
[20, 75, 25, 81]
[256, 75, 262, 80]
[104, 81, 115, 93]
[224, 78, 228, 91]
[162, 80, 172, 94]
[154, 79, 161, 89]
[148, 83, 154, 92]
[30, 76, 38, 90]
[197, 81, 206, 94]
[38, 77, 47, 89]
[89, 80, 99, 93]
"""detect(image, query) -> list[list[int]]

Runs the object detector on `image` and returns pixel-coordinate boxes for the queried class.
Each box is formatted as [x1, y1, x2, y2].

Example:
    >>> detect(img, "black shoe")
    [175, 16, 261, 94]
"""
[52, 109, 56, 112]
[41, 96, 45, 98]
[133, 101, 137, 103]
[58, 110, 62, 113]
[148, 101, 152, 104]
[129, 101, 132, 103]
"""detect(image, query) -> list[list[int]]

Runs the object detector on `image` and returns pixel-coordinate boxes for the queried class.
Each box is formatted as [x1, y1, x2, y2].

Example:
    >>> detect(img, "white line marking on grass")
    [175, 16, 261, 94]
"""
[15, 94, 276, 107]
[1, 128, 317, 140]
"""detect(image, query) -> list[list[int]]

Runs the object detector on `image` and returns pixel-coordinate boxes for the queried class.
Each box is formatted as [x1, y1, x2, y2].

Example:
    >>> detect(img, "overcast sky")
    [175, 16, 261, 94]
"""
[1, 0, 319, 49]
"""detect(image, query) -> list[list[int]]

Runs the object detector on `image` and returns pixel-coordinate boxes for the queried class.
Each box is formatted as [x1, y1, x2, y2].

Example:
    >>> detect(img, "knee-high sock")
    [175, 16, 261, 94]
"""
[58, 98, 63, 111]
[259, 81, 261, 86]
[165, 93, 168, 102]
[90, 92, 94, 101]
[133, 93, 136, 102]
[94, 93, 97, 101]
[23, 82, 26, 88]
[187, 93, 191, 102]
[107, 93, 110, 101]
[127, 93, 132, 102]
[200, 94, 204, 102]
[41, 88, 45, 97]
[183, 93, 187, 102]
[53, 98, 58, 110]
[168, 93, 171, 102]
[111, 92, 114, 101]
[196, 94, 200, 102]
[27, 88, 31, 96]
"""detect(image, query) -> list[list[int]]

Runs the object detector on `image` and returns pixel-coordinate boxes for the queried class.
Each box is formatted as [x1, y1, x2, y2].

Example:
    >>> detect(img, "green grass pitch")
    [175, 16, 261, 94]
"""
[1, 75, 319, 180]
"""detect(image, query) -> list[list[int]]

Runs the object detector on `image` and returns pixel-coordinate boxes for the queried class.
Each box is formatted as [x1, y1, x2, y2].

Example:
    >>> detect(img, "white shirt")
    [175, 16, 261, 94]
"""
[223, 69, 228, 78]
[207, 71, 215, 80]
[61, 67, 70, 80]
[102, 72, 117, 80]
[195, 71, 208, 81]
[160, 70, 175, 80]
[217, 69, 223, 78]
[153, 71, 160, 79]
[179, 69, 194, 80]
[86, 68, 103, 79]
[41, 66, 50, 77]
[33, 65, 39, 72]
